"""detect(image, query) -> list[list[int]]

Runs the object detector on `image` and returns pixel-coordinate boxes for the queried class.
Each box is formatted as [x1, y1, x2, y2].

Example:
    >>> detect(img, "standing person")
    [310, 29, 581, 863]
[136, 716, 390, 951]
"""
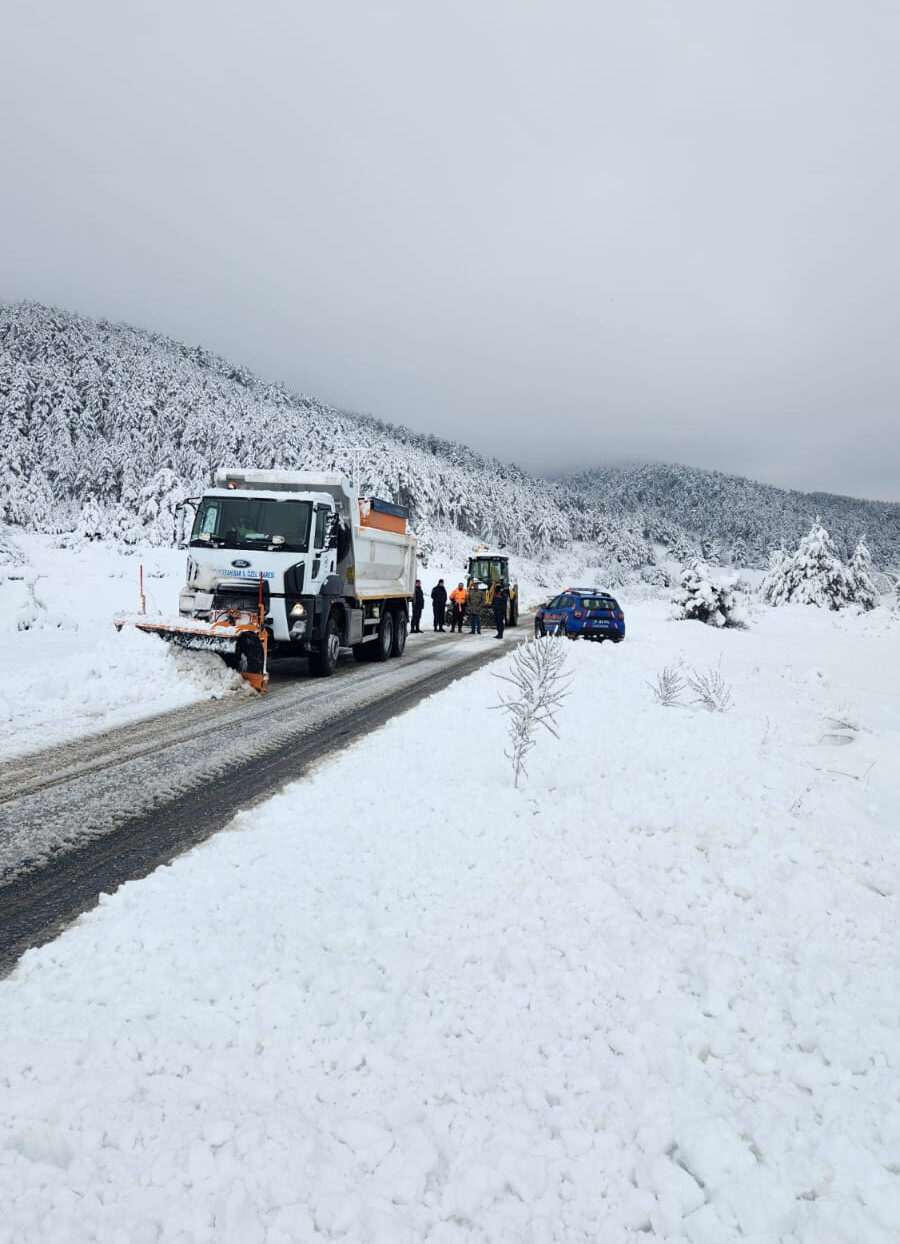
[467, 580, 484, 634]
[449, 581, 467, 633]
[492, 583, 507, 639]
[411, 579, 424, 632]
[431, 578, 447, 631]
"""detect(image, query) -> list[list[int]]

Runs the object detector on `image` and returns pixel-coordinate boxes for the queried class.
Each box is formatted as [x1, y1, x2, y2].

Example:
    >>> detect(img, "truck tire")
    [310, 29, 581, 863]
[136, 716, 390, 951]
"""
[390, 609, 407, 657]
[374, 610, 394, 662]
[309, 614, 340, 677]
[226, 633, 265, 674]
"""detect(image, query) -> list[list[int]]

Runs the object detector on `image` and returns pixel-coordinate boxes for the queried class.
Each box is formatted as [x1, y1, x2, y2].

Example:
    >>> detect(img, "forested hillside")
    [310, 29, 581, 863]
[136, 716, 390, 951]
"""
[2, 301, 898, 570]
[1, 302, 639, 563]
[563, 463, 900, 568]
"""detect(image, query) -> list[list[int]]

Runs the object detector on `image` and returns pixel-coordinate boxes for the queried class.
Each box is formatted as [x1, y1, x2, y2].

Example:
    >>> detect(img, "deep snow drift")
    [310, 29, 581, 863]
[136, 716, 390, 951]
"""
[1, 600, 897, 1242]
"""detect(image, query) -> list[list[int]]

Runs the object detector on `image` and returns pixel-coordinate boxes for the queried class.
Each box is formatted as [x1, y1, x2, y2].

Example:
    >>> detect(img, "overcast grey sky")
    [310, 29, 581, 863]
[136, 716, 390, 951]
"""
[2, 0, 899, 500]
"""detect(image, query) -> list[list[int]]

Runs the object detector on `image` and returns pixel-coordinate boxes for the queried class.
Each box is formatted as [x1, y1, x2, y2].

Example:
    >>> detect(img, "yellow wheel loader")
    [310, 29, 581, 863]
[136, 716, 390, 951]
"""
[446, 548, 519, 627]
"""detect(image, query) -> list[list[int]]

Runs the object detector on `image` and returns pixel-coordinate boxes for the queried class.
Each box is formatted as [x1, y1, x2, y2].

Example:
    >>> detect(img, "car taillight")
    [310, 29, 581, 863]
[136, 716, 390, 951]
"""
[615, 609, 623, 620]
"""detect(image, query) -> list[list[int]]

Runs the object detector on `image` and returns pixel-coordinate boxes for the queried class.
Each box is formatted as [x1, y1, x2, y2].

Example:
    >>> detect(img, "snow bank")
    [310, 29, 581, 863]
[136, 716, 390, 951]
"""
[0, 537, 245, 760]
[1, 601, 897, 1241]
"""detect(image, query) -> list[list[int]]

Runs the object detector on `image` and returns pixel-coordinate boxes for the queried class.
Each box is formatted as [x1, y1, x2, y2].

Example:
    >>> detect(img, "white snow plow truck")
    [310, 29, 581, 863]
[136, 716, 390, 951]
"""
[118, 470, 416, 690]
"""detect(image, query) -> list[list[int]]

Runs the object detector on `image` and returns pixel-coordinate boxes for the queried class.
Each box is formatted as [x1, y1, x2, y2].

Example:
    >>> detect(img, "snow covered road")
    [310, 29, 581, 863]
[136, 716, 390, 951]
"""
[0, 626, 526, 970]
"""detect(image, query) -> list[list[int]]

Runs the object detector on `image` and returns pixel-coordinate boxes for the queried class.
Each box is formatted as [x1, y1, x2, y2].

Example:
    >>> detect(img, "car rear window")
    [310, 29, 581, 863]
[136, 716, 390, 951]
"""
[578, 596, 617, 610]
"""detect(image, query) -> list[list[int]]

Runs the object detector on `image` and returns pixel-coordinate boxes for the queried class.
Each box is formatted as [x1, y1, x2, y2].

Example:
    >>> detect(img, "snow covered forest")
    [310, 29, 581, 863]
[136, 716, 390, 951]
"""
[564, 462, 900, 569]
[2, 301, 899, 570]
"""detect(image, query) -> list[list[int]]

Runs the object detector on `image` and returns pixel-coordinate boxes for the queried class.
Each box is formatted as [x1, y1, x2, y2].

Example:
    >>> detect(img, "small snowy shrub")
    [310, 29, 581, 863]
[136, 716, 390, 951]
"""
[687, 667, 733, 713]
[0, 529, 38, 631]
[493, 637, 571, 788]
[15, 572, 55, 631]
[76, 495, 104, 543]
[760, 519, 856, 609]
[1, 572, 66, 633]
[0, 524, 26, 571]
[672, 559, 743, 628]
[648, 665, 686, 707]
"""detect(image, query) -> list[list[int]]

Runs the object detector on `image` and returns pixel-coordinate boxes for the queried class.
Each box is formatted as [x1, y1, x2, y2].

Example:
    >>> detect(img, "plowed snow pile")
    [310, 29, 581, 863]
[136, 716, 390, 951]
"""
[1, 602, 898, 1243]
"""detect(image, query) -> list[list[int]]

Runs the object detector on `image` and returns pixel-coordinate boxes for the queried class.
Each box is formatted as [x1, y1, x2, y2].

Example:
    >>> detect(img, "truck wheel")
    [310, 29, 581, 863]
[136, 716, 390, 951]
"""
[228, 634, 265, 673]
[391, 610, 407, 657]
[374, 610, 394, 662]
[309, 615, 340, 677]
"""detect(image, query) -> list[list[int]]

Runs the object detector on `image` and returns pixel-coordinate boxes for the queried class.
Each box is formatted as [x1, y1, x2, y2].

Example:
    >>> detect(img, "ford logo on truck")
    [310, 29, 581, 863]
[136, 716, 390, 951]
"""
[231, 559, 251, 568]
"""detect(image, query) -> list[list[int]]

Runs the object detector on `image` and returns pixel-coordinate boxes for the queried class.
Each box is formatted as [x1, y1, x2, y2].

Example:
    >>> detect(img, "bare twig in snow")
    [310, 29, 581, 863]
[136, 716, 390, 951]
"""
[687, 667, 733, 713]
[647, 665, 686, 707]
[493, 638, 571, 787]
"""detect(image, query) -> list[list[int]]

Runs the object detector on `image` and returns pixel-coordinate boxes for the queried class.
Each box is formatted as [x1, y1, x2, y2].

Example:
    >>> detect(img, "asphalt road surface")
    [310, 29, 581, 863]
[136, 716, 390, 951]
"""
[0, 625, 526, 975]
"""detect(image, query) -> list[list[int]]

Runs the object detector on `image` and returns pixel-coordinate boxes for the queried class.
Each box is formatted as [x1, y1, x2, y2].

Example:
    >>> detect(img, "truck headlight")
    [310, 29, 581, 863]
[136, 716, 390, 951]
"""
[290, 602, 306, 618]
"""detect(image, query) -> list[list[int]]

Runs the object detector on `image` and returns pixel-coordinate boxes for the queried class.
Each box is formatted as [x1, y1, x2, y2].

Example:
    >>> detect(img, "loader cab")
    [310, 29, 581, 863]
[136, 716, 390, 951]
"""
[467, 555, 510, 588]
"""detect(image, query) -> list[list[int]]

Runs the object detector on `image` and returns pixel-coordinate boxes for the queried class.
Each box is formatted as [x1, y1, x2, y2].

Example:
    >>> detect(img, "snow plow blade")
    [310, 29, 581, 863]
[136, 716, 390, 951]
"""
[115, 611, 269, 692]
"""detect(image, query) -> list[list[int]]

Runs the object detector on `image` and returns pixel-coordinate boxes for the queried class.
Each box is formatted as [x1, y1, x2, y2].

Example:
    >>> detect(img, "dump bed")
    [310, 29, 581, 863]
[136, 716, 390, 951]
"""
[347, 521, 415, 601]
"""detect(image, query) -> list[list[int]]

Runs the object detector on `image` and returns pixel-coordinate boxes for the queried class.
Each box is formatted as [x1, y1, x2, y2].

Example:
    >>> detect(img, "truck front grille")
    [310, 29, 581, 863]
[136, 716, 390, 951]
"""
[212, 583, 270, 613]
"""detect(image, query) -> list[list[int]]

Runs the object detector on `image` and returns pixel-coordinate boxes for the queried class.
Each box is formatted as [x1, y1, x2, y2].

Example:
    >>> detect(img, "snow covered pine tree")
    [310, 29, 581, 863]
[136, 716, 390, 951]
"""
[760, 519, 856, 609]
[672, 559, 742, 628]
[848, 535, 878, 611]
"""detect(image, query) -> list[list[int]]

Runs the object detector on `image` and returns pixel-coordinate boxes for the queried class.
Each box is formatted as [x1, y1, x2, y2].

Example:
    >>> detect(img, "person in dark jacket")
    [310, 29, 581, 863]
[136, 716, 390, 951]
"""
[431, 579, 447, 631]
[411, 579, 424, 632]
[492, 583, 507, 639]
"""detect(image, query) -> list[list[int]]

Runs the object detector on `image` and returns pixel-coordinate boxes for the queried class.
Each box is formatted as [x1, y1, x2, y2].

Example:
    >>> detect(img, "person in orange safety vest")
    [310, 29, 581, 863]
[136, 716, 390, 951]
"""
[449, 582, 467, 633]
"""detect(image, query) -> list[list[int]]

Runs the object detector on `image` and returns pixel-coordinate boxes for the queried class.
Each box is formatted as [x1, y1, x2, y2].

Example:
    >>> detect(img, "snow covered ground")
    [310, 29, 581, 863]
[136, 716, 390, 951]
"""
[1, 599, 898, 1242]
[0, 536, 246, 761]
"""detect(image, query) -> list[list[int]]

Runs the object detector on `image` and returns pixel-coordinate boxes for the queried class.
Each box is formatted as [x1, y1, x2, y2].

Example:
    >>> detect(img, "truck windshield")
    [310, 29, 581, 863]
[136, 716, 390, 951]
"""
[190, 497, 313, 551]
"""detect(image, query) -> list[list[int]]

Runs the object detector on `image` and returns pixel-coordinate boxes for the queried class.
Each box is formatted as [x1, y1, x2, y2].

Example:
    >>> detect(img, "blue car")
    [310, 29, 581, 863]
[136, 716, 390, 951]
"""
[534, 588, 625, 642]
